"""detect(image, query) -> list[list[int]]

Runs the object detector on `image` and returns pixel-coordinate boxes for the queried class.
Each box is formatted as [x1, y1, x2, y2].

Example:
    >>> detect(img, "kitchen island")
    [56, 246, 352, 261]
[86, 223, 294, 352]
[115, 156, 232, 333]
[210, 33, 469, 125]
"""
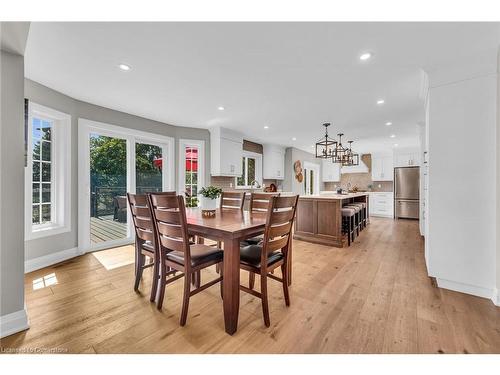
[293, 192, 369, 247]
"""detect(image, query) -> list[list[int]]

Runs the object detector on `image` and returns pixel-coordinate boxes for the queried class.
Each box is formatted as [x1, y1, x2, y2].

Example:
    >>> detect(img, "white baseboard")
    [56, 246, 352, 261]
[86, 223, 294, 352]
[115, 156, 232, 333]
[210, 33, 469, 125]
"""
[436, 278, 498, 305]
[25, 247, 82, 273]
[0, 309, 29, 338]
[492, 288, 500, 307]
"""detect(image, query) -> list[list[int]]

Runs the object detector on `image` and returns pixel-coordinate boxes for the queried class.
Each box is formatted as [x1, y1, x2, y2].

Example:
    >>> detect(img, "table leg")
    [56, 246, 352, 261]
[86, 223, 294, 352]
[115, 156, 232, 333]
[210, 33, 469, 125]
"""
[222, 238, 240, 335]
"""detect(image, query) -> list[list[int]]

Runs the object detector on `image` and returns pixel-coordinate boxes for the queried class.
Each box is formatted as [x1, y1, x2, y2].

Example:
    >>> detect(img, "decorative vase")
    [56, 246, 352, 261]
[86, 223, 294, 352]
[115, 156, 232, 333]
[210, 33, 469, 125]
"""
[199, 196, 217, 217]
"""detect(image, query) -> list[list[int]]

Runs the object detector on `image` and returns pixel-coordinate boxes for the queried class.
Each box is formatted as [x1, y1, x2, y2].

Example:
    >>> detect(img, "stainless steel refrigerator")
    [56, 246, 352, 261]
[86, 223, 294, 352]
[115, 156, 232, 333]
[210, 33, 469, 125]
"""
[394, 166, 419, 219]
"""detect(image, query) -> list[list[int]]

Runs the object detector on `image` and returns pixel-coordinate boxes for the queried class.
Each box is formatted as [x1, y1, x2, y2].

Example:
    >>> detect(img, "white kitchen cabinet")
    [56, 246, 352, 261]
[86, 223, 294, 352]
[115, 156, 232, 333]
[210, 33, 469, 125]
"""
[371, 155, 393, 181]
[263, 144, 285, 180]
[369, 192, 394, 218]
[322, 159, 341, 182]
[210, 127, 243, 176]
[394, 151, 421, 167]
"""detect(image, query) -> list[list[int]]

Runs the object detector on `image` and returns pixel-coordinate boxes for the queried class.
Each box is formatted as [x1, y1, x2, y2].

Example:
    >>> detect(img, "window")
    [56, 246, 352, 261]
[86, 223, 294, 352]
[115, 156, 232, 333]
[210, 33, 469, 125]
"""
[25, 102, 71, 239]
[31, 118, 53, 224]
[235, 151, 262, 189]
[178, 139, 205, 207]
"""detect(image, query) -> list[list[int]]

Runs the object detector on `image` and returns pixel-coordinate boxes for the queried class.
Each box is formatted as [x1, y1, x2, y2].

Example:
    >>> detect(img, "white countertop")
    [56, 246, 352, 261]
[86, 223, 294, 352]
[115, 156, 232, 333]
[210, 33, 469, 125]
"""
[299, 192, 369, 200]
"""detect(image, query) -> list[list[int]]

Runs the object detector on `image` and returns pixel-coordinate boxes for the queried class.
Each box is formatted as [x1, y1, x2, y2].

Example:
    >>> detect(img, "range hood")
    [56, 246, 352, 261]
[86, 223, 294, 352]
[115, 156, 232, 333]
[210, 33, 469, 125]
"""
[341, 154, 369, 174]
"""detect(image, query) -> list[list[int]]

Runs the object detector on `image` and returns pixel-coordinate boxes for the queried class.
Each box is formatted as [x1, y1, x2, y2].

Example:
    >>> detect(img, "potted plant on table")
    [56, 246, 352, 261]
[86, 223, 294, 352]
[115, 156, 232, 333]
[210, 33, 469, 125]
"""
[198, 186, 222, 217]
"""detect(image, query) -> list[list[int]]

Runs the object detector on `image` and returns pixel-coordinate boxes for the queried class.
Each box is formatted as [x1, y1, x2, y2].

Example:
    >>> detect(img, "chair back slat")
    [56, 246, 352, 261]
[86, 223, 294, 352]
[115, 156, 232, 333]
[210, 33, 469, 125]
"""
[157, 220, 184, 238]
[159, 235, 185, 252]
[250, 192, 280, 212]
[266, 235, 290, 253]
[148, 193, 191, 266]
[269, 209, 296, 225]
[153, 209, 181, 224]
[132, 206, 151, 218]
[137, 228, 154, 242]
[268, 221, 293, 239]
[220, 191, 246, 210]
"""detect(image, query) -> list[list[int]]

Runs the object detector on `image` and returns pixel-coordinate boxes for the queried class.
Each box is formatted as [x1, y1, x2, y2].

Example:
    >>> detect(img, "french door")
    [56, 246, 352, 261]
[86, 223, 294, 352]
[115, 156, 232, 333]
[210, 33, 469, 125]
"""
[78, 119, 174, 252]
[303, 161, 320, 195]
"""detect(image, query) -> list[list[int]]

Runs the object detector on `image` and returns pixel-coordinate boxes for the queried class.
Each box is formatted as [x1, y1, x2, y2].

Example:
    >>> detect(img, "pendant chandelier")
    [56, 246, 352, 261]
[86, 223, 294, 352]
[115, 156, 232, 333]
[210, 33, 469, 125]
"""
[342, 140, 360, 166]
[315, 123, 337, 159]
[315, 124, 359, 166]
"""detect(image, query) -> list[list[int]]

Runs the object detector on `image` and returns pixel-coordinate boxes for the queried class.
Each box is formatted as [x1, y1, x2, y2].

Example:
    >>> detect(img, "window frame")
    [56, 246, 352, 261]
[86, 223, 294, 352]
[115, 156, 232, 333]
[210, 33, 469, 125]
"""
[235, 151, 263, 189]
[25, 102, 72, 240]
[178, 139, 205, 206]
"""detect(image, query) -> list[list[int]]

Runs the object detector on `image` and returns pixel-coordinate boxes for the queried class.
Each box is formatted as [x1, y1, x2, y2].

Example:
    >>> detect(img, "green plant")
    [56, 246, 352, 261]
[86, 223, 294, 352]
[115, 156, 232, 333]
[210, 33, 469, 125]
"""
[185, 196, 199, 208]
[199, 186, 222, 199]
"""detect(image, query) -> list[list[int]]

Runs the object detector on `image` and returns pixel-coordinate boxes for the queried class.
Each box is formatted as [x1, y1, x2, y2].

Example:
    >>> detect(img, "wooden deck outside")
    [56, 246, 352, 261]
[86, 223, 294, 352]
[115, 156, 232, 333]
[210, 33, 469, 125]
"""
[91, 216, 127, 244]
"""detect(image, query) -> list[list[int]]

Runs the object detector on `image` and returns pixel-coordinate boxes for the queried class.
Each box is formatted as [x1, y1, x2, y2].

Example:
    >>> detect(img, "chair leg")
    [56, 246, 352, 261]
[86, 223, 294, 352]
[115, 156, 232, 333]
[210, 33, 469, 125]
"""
[260, 273, 270, 327]
[150, 259, 159, 302]
[249, 271, 255, 290]
[215, 241, 222, 274]
[281, 263, 290, 307]
[180, 273, 191, 326]
[156, 262, 167, 310]
[134, 252, 145, 291]
[346, 217, 351, 246]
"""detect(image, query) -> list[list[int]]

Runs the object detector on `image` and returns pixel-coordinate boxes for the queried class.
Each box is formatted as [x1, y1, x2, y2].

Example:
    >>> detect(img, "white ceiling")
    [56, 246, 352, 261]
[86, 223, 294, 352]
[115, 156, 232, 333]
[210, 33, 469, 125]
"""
[25, 22, 500, 154]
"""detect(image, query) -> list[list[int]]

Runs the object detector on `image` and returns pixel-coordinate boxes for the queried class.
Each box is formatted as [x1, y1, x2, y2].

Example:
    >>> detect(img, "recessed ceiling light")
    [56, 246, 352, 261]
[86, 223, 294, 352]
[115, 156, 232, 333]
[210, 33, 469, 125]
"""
[217, 106, 225, 111]
[390, 134, 396, 138]
[292, 137, 297, 141]
[377, 99, 385, 105]
[393, 143, 399, 147]
[264, 126, 269, 129]
[359, 52, 372, 61]
[385, 122, 392, 126]
[118, 63, 131, 71]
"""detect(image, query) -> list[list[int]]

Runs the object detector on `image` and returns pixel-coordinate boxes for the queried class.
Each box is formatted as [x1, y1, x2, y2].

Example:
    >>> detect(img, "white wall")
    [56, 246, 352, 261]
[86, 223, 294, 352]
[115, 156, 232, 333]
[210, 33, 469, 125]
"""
[0, 50, 29, 337]
[496, 47, 500, 305]
[427, 71, 497, 301]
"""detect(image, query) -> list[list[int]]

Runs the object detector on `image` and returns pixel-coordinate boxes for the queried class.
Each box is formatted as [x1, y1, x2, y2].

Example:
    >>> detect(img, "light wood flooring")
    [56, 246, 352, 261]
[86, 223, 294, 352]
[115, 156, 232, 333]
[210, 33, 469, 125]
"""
[1, 218, 499, 353]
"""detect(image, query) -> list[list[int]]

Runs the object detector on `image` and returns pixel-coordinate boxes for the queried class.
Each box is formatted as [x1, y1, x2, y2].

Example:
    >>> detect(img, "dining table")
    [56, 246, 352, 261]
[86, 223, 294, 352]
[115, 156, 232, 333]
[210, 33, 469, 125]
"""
[185, 207, 292, 335]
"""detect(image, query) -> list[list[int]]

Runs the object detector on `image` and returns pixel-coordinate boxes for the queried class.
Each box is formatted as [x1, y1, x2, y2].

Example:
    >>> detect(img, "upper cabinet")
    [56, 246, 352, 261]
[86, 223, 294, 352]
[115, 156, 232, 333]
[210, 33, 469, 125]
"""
[394, 150, 421, 167]
[371, 154, 393, 181]
[210, 127, 243, 176]
[322, 159, 341, 182]
[263, 144, 285, 180]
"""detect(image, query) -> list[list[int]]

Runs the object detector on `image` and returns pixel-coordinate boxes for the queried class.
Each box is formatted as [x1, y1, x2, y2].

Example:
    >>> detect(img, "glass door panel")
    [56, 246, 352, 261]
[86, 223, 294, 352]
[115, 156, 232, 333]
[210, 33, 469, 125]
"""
[89, 134, 128, 245]
[136, 142, 163, 193]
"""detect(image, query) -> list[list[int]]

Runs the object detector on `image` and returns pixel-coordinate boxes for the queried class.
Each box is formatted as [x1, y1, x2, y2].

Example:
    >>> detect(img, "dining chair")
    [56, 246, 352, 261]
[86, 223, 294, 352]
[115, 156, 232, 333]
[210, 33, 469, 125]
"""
[148, 193, 224, 326]
[127, 192, 176, 302]
[242, 192, 280, 245]
[239, 195, 299, 327]
[214, 191, 246, 273]
[220, 191, 246, 210]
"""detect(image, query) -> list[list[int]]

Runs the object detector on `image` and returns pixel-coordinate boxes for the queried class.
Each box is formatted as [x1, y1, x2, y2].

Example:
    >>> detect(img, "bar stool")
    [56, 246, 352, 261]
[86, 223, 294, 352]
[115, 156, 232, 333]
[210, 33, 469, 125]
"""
[346, 202, 367, 230]
[344, 204, 362, 237]
[341, 207, 356, 246]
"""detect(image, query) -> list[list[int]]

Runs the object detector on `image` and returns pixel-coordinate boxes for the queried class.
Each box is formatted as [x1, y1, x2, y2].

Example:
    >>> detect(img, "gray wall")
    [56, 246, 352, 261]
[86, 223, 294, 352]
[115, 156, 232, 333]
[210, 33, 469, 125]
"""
[0, 51, 26, 317]
[284, 147, 324, 195]
[24, 79, 210, 261]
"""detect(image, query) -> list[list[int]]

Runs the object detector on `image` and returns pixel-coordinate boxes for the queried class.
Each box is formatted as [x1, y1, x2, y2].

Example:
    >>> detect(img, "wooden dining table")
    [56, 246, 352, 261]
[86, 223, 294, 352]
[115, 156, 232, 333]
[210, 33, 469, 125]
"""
[185, 207, 292, 335]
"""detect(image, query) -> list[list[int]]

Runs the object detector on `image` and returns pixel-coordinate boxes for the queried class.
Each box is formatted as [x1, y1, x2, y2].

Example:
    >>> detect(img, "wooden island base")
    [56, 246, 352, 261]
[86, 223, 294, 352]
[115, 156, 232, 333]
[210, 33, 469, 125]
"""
[293, 193, 369, 247]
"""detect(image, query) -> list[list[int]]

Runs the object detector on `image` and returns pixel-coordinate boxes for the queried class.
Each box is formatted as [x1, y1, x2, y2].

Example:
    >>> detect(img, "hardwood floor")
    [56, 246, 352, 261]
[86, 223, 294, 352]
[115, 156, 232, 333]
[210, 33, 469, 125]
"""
[1, 218, 499, 353]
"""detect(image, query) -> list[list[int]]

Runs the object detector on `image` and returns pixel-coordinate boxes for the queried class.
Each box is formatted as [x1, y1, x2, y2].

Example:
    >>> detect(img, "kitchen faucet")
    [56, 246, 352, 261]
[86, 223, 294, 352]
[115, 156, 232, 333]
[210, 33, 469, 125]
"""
[250, 180, 261, 190]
